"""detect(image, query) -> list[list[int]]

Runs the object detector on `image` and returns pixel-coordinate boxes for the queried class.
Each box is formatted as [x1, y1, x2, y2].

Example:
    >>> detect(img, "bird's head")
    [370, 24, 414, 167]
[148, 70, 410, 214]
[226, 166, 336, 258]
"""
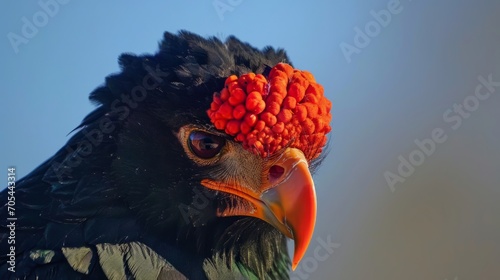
[80, 31, 331, 277]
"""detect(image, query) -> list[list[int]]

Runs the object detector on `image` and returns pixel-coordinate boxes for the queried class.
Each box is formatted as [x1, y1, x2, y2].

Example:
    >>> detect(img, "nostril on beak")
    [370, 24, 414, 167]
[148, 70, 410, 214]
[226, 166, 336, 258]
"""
[269, 165, 285, 182]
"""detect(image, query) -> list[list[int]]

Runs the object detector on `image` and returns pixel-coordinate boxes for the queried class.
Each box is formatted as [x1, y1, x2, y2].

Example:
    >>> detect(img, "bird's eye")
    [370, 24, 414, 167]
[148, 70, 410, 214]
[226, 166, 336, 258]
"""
[188, 131, 225, 159]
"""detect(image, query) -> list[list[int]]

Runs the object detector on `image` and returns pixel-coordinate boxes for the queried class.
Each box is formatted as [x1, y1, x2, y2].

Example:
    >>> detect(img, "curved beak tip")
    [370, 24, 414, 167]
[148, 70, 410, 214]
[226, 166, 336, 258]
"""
[289, 184, 317, 270]
[261, 148, 318, 271]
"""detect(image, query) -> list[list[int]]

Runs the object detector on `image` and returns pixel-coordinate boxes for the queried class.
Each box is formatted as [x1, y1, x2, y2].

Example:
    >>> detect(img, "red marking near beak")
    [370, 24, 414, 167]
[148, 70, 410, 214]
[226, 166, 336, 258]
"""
[201, 148, 317, 270]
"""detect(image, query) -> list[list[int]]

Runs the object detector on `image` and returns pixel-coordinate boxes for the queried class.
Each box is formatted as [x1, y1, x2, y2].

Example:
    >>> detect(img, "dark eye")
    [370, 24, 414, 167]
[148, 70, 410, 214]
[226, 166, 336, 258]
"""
[188, 131, 225, 159]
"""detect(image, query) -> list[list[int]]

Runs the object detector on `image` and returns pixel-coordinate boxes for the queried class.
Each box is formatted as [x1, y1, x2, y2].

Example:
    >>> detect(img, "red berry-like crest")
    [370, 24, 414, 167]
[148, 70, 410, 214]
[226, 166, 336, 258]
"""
[207, 63, 332, 161]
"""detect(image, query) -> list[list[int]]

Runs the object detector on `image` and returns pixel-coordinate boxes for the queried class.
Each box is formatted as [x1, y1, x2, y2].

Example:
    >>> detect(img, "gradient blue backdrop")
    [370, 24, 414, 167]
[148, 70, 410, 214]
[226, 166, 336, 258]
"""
[1, 1, 499, 279]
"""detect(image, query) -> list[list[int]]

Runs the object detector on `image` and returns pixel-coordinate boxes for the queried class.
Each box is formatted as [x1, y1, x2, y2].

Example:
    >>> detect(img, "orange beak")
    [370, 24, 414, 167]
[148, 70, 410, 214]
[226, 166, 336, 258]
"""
[201, 148, 317, 270]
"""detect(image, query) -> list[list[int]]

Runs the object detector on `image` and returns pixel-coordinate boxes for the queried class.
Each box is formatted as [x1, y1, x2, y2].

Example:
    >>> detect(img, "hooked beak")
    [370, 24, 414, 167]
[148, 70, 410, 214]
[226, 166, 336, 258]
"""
[201, 148, 317, 270]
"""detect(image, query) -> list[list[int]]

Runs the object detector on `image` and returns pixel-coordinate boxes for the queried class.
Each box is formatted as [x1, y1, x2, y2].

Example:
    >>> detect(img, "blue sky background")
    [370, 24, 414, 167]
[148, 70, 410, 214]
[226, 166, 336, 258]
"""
[1, 1, 500, 279]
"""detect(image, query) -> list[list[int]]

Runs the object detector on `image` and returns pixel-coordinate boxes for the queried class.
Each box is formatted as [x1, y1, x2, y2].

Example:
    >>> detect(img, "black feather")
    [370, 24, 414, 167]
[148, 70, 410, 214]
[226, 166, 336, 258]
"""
[1, 30, 295, 279]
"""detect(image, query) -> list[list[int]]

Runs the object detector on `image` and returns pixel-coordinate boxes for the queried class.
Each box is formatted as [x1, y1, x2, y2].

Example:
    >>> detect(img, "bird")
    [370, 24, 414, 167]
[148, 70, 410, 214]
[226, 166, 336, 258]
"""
[0, 30, 332, 279]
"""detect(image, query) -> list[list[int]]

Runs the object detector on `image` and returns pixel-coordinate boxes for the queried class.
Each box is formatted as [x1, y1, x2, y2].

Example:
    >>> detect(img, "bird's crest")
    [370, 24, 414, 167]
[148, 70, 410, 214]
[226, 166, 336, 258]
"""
[207, 63, 332, 161]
